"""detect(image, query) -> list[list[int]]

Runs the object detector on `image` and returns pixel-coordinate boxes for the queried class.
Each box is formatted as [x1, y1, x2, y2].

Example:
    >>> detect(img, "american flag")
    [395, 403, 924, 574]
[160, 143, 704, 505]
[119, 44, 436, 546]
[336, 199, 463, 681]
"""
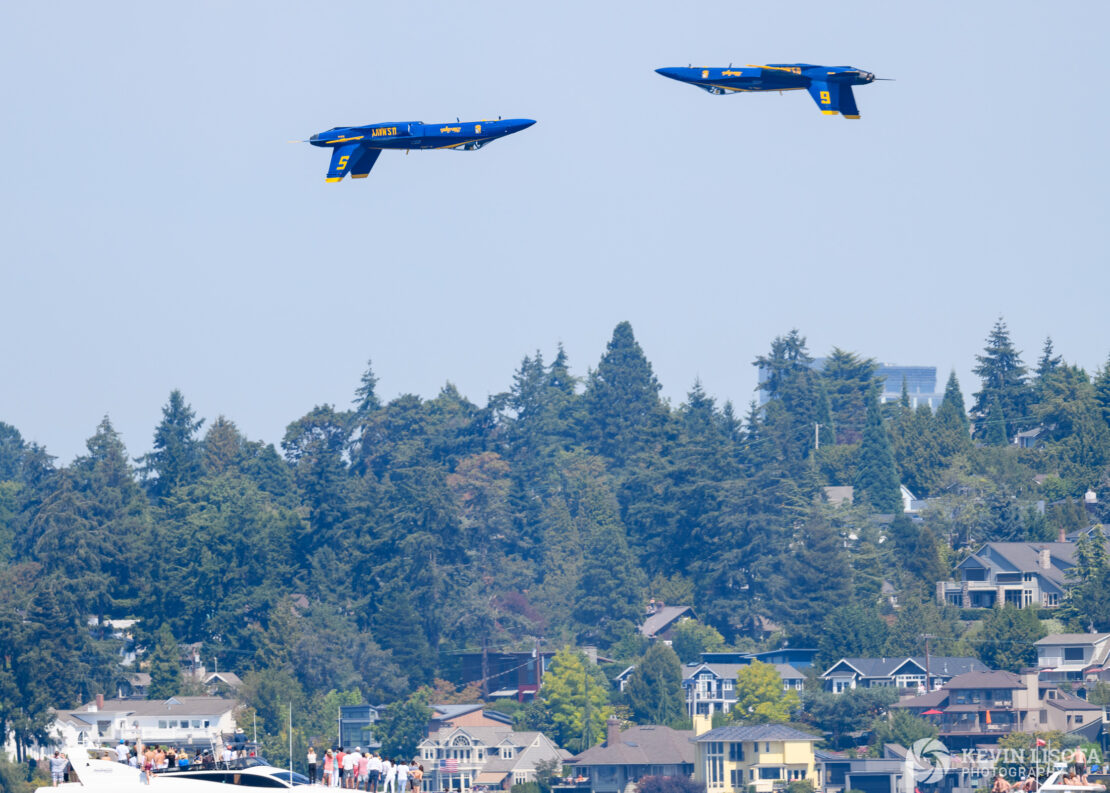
[442, 759, 459, 772]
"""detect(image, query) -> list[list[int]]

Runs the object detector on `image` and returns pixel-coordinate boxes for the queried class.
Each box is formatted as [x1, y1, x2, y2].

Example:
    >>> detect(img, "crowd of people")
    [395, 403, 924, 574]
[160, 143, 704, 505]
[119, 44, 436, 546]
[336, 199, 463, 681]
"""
[107, 739, 258, 783]
[307, 747, 425, 791]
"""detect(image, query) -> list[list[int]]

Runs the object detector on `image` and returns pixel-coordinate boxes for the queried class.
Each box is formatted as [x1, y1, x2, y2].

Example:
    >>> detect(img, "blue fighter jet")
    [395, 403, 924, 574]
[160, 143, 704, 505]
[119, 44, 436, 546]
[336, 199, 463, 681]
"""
[655, 64, 885, 118]
[304, 118, 535, 181]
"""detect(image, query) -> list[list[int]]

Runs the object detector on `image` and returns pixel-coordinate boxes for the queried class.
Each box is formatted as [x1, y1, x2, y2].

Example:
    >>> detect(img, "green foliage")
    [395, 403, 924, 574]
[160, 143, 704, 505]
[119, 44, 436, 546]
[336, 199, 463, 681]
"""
[801, 687, 899, 750]
[147, 624, 183, 699]
[727, 661, 801, 724]
[6, 321, 1110, 763]
[376, 689, 432, 758]
[670, 619, 725, 664]
[974, 606, 1047, 672]
[855, 392, 901, 513]
[971, 319, 1032, 443]
[541, 647, 612, 752]
[816, 604, 889, 669]
[624, 643, 685, 726]
[869, 709, 937, 752]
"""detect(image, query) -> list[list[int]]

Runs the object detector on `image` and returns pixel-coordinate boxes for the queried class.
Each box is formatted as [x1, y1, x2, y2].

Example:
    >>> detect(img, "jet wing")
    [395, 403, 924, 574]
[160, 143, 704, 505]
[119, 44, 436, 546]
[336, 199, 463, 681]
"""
[806, 81, 860, 118]
[348, 147, 382, 179]
[325, 142, 364, 182]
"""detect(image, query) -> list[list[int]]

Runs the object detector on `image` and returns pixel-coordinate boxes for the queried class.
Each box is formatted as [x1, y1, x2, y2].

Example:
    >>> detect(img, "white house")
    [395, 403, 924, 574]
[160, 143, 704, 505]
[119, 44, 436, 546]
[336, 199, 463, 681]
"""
[49, 696, 237, 752]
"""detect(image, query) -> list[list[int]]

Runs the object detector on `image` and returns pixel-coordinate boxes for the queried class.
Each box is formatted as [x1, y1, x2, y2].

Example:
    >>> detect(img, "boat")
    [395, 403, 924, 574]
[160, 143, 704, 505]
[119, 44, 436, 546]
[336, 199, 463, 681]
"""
[35, 744, 309, 790]
[1037, 763, 1106, 793]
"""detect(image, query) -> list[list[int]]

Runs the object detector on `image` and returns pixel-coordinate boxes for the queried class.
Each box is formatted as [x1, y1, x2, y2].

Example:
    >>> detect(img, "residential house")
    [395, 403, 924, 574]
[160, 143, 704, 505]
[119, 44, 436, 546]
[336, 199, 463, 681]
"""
[340, 704, 381, 751]
[639, 602, 696, 641]
[894, 670, 1102, 749]
[684, 663, 805, 717]
[442, 651, 554, 702]
[567, 720, 694, 793]
[820, 657, 987, 693]
[693, 724, 819, 793]
[700, 649, 818, 670]
[417, 725, 565, 791]
[818, 744, 995, 793]
[1035, 633, 1110, 689]
[45, 695, 238, 752]
[935, 541, 1086, 609]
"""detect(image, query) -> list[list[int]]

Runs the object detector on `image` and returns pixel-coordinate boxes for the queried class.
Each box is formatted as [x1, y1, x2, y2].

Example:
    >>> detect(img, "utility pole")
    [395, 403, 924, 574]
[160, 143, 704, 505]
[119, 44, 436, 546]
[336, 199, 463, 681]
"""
[481, 637, 490, 699]
[815, 423, 822, 450]
[920, 634, 935, 691]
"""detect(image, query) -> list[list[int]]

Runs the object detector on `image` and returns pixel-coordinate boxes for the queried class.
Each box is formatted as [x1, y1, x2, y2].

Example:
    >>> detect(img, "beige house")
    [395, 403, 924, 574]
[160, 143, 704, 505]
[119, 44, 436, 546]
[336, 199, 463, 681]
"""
[417, 725, 566, 791]
[693, 724, 818, 793]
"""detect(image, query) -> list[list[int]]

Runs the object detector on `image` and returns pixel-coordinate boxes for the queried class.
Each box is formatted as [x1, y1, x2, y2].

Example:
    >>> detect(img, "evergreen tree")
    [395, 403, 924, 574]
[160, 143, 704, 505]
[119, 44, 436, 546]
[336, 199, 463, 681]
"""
[202, 416, 245, 475]
[971, 319, 1032, 443]
[1093, 354, 1110, 430]
[888, 513, 945, 596]
[353, 358, 382, 415]
[883, 594, 960, 656]
[855, 391, 901, 512]
[754, 331, 832, 471]
[573, 479, 646, 647]
[371, 589, 437, 685]
[141, 390, 204, 499]
[816, 604, 889, 668]
[779, 507, 852, 645]
[377, 689, 432, 757]
[147, 624, 184, 699]
[624, 643, 685, 725]
[935, 372, 972, 456]
[975, 606, 1046, 672]
[821, 349, 879, 444]
[582, 322, 667, 468]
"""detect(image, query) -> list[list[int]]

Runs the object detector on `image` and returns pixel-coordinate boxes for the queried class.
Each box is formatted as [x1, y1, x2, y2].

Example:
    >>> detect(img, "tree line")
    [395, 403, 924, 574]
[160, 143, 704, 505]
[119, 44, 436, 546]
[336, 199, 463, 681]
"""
[2, 317, 1110, 762]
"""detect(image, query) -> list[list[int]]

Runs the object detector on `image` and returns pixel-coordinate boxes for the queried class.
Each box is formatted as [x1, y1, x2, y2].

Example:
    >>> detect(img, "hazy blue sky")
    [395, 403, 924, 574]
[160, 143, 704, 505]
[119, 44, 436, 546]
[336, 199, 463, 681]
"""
[2, 1, 1107, 463]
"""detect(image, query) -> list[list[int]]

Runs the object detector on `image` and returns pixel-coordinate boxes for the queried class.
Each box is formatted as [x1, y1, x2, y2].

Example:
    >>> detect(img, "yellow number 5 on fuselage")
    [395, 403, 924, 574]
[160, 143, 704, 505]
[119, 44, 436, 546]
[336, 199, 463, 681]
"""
[337, 155, 350, 170]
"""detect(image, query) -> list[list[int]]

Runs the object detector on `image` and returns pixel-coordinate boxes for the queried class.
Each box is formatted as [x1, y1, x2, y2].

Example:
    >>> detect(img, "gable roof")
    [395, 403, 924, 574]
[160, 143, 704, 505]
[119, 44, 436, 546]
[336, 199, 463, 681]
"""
[821, 657, 987, 680]
[571, 726, 694, 766]
[640, 606, 695, 638]
[957, 542, 1080, 589]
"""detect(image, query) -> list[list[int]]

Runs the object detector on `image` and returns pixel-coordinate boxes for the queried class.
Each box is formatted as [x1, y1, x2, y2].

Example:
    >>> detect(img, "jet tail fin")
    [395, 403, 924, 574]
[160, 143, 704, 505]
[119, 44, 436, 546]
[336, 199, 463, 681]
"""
[326, 143, 363, 182]
[807, 81, 860, 118]
[348, 147, 382, 179]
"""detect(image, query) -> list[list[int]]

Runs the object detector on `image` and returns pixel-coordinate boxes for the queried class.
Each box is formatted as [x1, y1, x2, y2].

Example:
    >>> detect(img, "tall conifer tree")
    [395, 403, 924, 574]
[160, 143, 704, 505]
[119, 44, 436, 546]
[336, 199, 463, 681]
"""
[971, 319, 1032, 443]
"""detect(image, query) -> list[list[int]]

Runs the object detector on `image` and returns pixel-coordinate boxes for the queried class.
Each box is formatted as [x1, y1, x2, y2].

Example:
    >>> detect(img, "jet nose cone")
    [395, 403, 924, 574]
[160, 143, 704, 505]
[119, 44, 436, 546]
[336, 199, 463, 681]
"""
[655, 67, 682, 80]
[508, 119, 536, 133]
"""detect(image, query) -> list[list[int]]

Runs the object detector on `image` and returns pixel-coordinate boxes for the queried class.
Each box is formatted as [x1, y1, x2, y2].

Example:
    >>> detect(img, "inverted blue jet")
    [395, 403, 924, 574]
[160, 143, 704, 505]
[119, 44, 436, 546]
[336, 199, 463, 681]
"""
[304, 118, 535, 182]
[655, 64, 886, 118]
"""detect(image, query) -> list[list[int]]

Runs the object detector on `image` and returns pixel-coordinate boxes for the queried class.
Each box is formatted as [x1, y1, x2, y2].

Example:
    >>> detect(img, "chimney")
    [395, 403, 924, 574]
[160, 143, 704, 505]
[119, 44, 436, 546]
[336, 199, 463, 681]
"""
[96, 693, 104, 710]
[1039, 549, 1052, 570]
[606, 717, 621, 747]
[656, 600, 665, 613]
[1059, 527, 1067, 543]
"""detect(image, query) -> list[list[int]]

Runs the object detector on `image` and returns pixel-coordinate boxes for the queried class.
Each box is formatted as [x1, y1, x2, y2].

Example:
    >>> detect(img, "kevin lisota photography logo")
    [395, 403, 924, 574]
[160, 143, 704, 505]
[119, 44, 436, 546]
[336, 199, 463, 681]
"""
[909, 738, 952, 783]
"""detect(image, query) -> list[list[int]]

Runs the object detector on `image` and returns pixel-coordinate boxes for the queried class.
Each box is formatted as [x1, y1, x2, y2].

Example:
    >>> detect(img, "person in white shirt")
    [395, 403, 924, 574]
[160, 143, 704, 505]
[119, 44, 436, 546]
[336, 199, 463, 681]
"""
[307, 747, 318, 786]
[222, 745, 234, 767]
[368, 752, 384, 792]
[116, 741, 129, 763]
[396, 760, 410, 793]
[343, 751, 356, 790]
[383, 758, 396, 793]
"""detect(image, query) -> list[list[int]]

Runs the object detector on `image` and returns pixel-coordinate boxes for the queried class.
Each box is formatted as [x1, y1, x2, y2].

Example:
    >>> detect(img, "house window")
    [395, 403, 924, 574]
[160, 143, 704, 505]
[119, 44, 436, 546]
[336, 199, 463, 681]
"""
[730, 770, 742, 787]
[728, 743, 744, 762]
[1064, 647, 1085, 662]
[706, 742, 724, 789]
[1044, 593, 1059, 607]
[1076, 715, 1084, 724]
[158, 721, 167, 729]
[759, 768, 782, 780]
[723, 681, 733, 691]
[764, 743, 771, 754]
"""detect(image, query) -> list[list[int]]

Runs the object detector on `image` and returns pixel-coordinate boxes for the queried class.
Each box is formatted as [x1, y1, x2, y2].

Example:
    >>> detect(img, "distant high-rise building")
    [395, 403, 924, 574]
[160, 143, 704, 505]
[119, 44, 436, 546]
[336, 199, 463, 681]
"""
[757, 359, 943, 409]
